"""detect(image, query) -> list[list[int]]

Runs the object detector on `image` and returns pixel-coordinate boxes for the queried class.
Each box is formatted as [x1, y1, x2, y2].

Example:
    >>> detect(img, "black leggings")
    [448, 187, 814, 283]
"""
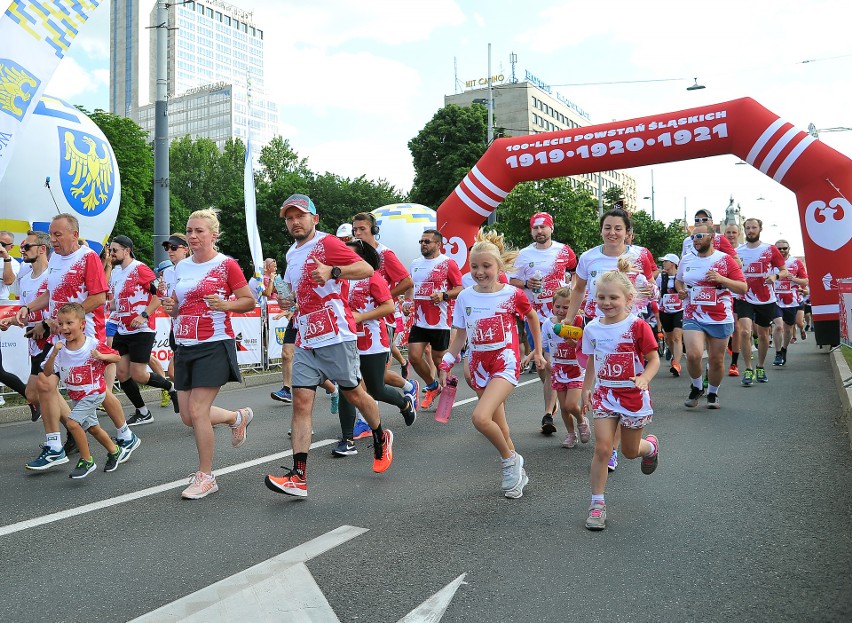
[0, 346, 28, 400]
[338, 352, 405, 438]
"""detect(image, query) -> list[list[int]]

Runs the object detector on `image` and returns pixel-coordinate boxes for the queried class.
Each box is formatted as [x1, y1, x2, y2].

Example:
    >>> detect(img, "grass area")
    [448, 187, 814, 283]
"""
[843, 345, 852, 371]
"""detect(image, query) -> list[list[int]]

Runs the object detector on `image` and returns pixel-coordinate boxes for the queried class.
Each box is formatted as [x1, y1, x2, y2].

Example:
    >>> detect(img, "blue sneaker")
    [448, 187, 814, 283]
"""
[331, 438, 358, 457]
[271, 387, 292, 403]
[329, 391, 339, 415]
[26, 445, 69, 471]
[405, 379, 420, 413]
[353, 417, 371, 440]
[607, 449, 618, 472]
[116, 433, 141, 464]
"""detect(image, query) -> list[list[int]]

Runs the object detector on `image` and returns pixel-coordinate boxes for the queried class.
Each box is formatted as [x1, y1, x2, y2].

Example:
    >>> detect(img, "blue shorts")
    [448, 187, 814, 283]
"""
[106, 321, 119, 338]
[524, 320, 550, 354]
[682, 319, 734, 340]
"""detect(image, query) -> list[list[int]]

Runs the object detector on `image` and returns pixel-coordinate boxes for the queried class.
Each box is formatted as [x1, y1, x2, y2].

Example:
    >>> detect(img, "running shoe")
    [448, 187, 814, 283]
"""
[271, 387, 293, 403]
[585, 501, 607, 531]
[372, 430, 394, 473]
[63, 434, 78, 456]
[400, 359, 410, 379]
[405, 379, 420, 413]
[641, 434, 659, 475]
[421, 385, 441, 410]
[401, 394, 417, 426]
[707, 392, 720, 409]
[126, 409, 153, 426]
[116, 432, 141, 463]
[800, 328, 807, 340]
[160, 389, 171, 408]
[728, 364, 739, 377]
[265, 468, 307, 497]
[781, 349, 787, 366]
[328, 390, 339, 415]
[665, 347, 672, 361]
[540, 414, 557, 435]
[500, 452, 525, 492]
[562, 432, 578, 448]
[505, 469, 529, 499]
[181, 471, 218, 499]
[332, 438, 357, 457]
[103, 447, 122, 473]
[702, 367, 709, 390]
[670, 361, 681, 377]
[352, 417, 372, 440]
[25, 445, 69, 471]
[607, 449, 618, 472]
[28, 402, 41, 422]
[168, 388, 180, 413]
[755, 367, 768, 383]
[684, 385, 704, 408]
[69, 457, 96, 479]
[773, 352, 784, 366]
[741, 368, 755, 387]
[577, 418, 591, 443]
[230, 407, 253, 448]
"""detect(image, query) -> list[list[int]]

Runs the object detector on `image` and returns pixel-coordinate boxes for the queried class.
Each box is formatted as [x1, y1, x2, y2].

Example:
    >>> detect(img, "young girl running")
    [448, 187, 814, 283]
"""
[581, 270, 661, 531]
[542, 287, 590, 449]
[439, 238, 545, 499]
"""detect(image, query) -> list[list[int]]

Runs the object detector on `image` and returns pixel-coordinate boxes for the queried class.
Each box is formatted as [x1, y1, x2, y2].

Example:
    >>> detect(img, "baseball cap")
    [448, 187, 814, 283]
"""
[659, 253, 680, 265]
[162, 234, 188, 249]
[281, 193, 317, 215]
[694, 209, 713, 220]
[111, 235, 135, 257]
[336, 223, 353, 240]
[155, 259, 173, 274]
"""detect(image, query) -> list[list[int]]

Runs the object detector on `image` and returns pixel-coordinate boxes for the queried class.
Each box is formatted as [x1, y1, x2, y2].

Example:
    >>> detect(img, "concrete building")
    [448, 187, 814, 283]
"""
[109, 0, 278, 149]
[445, 71, 638, 212]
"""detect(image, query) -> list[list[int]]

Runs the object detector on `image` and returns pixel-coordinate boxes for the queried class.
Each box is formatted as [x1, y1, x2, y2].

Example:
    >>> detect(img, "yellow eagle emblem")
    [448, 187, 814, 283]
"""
[0, 61, 39, 120]
[63, 131, 113, 212]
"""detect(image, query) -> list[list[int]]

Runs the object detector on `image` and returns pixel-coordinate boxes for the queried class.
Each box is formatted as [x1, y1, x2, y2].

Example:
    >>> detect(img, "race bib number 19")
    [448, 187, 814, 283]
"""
[597, 351, 635, 388]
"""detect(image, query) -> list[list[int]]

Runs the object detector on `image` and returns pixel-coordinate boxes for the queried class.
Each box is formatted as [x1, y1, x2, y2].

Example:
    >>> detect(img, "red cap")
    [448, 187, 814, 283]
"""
[530, 212, 554, 229]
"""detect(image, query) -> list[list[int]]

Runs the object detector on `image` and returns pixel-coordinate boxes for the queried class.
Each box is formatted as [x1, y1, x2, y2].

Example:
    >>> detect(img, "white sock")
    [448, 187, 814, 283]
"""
[708, 385, 719, 394]
[46, 432, 62, 451]
[692, 377, 703, 390]
[231, 410, 242, 428]
[116, 424, 131, 441]
[591, 494, 605, 505]
[138, 406, 149, 415]
[402, 380, 414, 393]
[501, 452, 516, 465]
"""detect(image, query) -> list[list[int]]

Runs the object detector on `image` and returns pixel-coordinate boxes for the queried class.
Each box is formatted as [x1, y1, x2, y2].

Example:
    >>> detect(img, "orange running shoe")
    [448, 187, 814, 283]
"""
[669, 361, 681, 377]
[421, 385, 441, 410]
[372, 430, 394, 473]
[728, 364, 739, 377]
[264, 469, 307, 497]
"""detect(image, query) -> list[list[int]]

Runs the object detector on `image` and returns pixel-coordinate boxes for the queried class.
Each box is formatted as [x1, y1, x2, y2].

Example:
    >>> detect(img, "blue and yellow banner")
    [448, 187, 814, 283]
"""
[0, 0, 101, 182]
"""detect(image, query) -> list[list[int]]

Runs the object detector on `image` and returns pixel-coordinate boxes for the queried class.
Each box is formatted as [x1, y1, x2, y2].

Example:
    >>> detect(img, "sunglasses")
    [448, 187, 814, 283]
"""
[694, 217, 711, 223]
[163, 244, 185, 251]
[777, 246, 789, 251]
[1, 242, 14, 248]
[21, 243, 45, 251]
[419, 239, 437, 245]
[691, 233, 710, 240]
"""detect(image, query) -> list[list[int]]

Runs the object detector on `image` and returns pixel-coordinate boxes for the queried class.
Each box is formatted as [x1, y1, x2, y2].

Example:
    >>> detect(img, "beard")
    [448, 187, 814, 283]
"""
[23, 256, 36, 264]
[745, 233, 760, 243]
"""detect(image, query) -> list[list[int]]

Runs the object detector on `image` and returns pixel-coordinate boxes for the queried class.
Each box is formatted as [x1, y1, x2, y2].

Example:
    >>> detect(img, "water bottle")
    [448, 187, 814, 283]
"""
[532, 269, 543, 294]
[273, 275, 290, 298]
[552, 323, 583, 340]
[434, 376, 458, 423]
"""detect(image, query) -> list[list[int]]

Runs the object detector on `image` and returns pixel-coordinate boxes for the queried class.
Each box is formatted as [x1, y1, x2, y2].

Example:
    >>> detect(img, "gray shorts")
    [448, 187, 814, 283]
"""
[70, 393, 105, 430]
[292, 340, 360, 390]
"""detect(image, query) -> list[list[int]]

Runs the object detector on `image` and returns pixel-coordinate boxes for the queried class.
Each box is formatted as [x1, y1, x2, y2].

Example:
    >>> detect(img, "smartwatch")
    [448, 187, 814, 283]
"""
[442, 292, 450, 302]
[330, 266, 342, 280]
[140, 311, 149, 319]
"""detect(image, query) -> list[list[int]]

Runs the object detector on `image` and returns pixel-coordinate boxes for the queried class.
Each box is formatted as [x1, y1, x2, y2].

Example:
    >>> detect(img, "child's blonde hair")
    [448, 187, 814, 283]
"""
[553, 286, 572, 302]
[616, 253, 638, 274]
[596, 270, 636, 298]
[57, 302, 86, 320]
[470, 228, 519, 272]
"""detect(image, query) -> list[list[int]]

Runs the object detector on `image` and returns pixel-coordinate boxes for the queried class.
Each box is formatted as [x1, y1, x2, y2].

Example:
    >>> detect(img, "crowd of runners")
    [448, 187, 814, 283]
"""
[0, 196, 810, 529]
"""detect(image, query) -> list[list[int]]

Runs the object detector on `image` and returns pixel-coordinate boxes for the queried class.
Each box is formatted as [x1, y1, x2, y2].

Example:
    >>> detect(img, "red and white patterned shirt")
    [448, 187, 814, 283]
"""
[513, 241, 577, 323]
[736, 242, 786, 305]
[46, 337, 117, 400]
[657, 273, 684, 314]
[575, 245, 655, 318]
[284, 232, 364, 350]
[582, 314, 657, 417]
[677, 250, 745, 324]
[349, 273, 392, 355]
[775, 257, 808, 308]
[18, 266, 49, 356]
[47, 246, 108, 341]
[109, 260, 157, 335]
[542, 315, 585, 384]
[376, 243, 409, 324]
[173, 253, 247, 346]
[410, 253, 463, 330]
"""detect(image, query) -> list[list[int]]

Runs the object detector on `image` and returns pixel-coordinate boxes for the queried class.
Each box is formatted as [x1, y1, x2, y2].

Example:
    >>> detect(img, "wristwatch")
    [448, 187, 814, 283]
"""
[330, 266, 342, 280]
[140, 311, 149, 319]
[442, 292, 450, 302]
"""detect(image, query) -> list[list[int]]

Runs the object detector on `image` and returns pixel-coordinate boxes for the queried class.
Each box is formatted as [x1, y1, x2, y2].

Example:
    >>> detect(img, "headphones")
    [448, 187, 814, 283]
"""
[357, 213, 380, 236]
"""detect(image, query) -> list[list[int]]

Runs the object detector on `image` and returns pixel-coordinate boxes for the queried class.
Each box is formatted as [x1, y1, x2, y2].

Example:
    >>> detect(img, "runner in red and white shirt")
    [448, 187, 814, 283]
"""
[19, 214, 139, 472]
[580, 269, 660, 531]
[681, 208, 738, 258]
[439, 238, 545, 499]
[723, 223, 744, 377]
[675, 224, 746, 409]
[404, 228, 463, 410]
[265, 194, 395, 499]
[656, 253, 684, 377]
[509, 211, 577, 434]
[734, 217, 788, 385]
[772, 239, 809, 365]
[108, 235, 178, 424]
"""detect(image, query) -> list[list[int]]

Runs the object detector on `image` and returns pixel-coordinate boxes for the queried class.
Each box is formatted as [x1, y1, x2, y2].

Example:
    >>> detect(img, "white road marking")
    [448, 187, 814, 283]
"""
[0, 439, 336, 538]
[397, 573, 468, 623]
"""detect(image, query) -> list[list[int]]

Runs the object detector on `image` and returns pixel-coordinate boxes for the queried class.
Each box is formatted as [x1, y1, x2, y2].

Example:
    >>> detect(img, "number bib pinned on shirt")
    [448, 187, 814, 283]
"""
[299, 307, 337, 346]
[414, 282, 436, 300]
[470, 320, 507, 352]
[689, 286, 718, 306]
[597, 351, 635, 388]
[175, 315, 201, 341]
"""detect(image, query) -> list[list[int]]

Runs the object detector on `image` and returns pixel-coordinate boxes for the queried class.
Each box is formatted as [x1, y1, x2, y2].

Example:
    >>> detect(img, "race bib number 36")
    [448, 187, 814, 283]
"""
[597, 351, 635, 388]
[689, 286, 718, 306]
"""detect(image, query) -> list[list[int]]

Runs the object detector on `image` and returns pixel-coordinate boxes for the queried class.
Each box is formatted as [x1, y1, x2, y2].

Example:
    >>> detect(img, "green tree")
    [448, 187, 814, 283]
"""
[629, 210, 686, 259]
[408, 103, 489, 208]
[169, 136, 224, 228]
[81, 108, 155, 263]
[258, 136, 310, 184]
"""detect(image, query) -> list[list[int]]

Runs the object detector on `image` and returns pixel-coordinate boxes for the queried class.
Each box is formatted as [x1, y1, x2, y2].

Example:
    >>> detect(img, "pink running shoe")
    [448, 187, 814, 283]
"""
[231, 407, 253, 448]
[181, 471, 218, 499]
[577, 418, 591, 443]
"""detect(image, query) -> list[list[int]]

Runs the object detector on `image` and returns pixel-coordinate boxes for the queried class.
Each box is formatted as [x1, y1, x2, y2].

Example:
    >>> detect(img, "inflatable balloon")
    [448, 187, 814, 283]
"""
[371, 203, 437, 271]
[0, 94, 121, 256]
[437, 97, 852, 347]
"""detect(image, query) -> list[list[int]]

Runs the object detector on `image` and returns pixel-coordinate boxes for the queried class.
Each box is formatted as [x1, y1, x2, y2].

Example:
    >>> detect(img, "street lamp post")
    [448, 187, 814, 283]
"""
[486, 43, 496, 225]
[642, 169, 656, 220]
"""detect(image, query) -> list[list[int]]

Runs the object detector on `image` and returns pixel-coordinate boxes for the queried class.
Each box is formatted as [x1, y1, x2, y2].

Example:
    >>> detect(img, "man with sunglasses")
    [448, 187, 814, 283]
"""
[0, 230, 21, 302]
[772, 240, 808, 366]
[681, 209, 737, 258]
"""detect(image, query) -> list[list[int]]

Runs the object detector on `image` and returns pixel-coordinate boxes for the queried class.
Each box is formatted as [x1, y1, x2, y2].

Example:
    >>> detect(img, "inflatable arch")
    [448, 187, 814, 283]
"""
[436, 97, 852, 346]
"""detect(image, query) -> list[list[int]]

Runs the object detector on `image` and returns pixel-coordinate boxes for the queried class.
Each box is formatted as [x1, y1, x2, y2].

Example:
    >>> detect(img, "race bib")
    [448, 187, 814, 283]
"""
[116, 298, 133, 315]
[662, 293, 681, 309]
[775, 279, 792, 293]
[597, 351, 635, 388]
[414, 281, 436, 300]
[470, 318, 507, 351]
[174, 315, 200, 341]
[66, 365, 95, 386]
[744, 260, 765, 277]
[299, 307, 337, 346]
[689, 286, 718, 306]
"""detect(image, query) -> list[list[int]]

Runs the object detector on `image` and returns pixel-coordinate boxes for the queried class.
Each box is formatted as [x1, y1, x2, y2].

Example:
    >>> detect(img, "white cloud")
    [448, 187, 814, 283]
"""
[300, 136, 415, 191]
[48, 57, 109, 100]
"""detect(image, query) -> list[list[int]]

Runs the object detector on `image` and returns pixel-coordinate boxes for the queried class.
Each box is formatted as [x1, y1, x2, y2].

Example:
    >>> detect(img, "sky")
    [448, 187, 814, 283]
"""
[13, 0, 852, 252]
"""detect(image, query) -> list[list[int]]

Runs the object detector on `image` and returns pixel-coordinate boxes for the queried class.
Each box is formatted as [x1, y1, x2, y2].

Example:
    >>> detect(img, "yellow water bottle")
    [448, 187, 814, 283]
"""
[553, 323, 583, 340]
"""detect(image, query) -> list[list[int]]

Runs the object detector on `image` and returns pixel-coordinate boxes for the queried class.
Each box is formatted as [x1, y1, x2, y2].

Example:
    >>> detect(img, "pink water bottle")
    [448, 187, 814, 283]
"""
[434, 376, 458, 423]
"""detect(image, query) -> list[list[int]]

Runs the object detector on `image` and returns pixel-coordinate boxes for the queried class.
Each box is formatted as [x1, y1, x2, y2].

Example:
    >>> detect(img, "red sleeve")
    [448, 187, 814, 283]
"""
[716, 234, 737, 257]
[725, 255, 745, 283]
[225, 258, 248, 292]
[797, 259, 808, 279]
[515, 287, 532, 316]
[635, 318, 658, 356]
[566, 246, 578, 271]
[83, 253, 108, 296]
[380, 249, 409, 287]
[322, 235, 366, 266]
[96, 341, 119, 357]
[499, 272, 509, 284]
[769, 246, 786, 269]
[369, 273, 392, 304]
[642, 247, 658, 273]
[640, 253, 655, 280]
[447, 259, 463, 288]
[137, 264, 156, 288]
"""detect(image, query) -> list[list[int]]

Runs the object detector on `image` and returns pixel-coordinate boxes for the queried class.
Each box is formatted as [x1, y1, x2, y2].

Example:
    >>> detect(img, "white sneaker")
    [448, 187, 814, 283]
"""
[181, 471, 218, 499]
[500, 452, 525, 492]
[0, 395, 6, 406]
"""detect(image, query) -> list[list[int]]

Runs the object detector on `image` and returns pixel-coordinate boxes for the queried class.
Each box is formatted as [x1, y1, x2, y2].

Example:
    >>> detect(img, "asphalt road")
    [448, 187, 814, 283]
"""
[0, 339, 849, 623]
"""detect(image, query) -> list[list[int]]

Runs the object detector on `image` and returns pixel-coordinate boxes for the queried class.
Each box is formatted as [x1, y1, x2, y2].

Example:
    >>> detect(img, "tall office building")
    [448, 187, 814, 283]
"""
[445, 70, 638, 212]
[110, 0, 278, 149]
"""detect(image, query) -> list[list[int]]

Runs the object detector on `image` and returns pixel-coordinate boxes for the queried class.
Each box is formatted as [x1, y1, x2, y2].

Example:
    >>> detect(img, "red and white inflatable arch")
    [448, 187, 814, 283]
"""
[436, 97, 852, 346]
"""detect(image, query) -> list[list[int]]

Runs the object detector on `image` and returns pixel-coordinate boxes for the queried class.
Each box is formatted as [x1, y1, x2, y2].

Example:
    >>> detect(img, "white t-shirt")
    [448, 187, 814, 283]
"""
[574, 245, 651, 318]
[18, 265, 49, 356]
[513, 241, 577, 323]
[0, 258, 21, 300]
[676, 250, 744, 324]
[109, 260, 157, 335]
[47, 246, 108, 340]
[410, 253, 463, 330]
[45, 337, 117, 401]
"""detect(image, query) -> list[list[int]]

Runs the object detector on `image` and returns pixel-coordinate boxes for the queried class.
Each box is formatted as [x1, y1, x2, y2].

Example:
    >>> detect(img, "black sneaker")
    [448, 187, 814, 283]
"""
[331, 438, 357, 457]
[780, 349, 787, 366]
[169, 388, 180, 414]
[69, 457, 96, 479]
[401, 394, 417, 426]
[127, 410, 153, 426]
[772, 352, 784, 366]
[707, 392, 720, 409]
[103, 447, 122, 472]
[28, 403, 41, 422]
[684, 385, 705, 408]
[541, 414, 557, 435]
[63, 435, 79, 456]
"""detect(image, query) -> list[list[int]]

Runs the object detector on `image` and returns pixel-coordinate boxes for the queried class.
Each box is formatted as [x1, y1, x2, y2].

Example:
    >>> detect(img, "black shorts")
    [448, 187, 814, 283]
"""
[283, 317, 297, 345]
[736, 300, 779, 328]
[408, 325, 451, 351]
[112, 331, 156, 364]
[779, 306, 799, 326]
[174, 340, 241, 391]
[803, 304, 812, 314]
[169, 328, 177, 352]
[659, 310, 683, 333]
[30, 343, 52, 376]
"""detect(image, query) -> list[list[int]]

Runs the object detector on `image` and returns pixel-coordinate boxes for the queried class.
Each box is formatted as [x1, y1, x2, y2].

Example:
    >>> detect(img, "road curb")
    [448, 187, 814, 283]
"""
[829, 348, 852, 450]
